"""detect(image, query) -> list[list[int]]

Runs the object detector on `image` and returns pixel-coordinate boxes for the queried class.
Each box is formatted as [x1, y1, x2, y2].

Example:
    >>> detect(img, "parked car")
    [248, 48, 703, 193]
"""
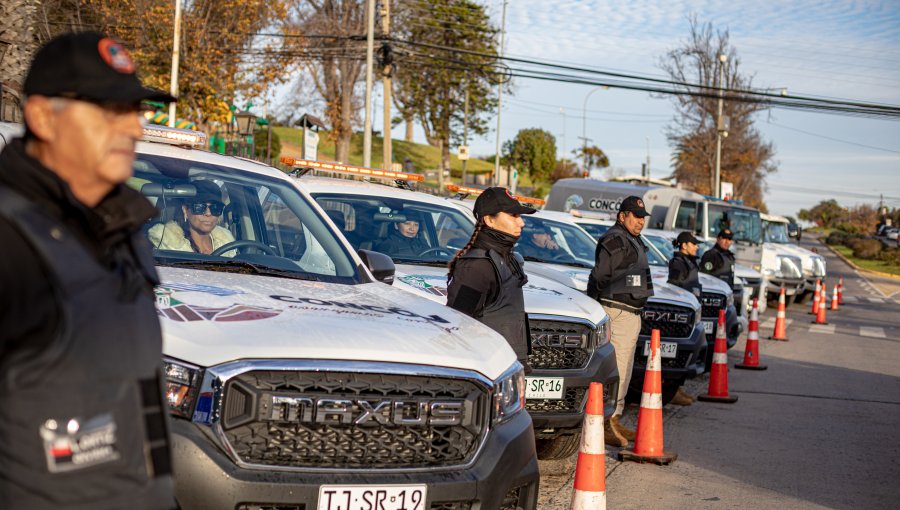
[787, 222, 802, 240]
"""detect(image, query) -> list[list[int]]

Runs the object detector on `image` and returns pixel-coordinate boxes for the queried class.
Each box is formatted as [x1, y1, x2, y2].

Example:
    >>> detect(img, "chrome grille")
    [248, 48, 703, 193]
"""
[527, 319, 592, 370]
[640, 303, 695, 338]
[221, 370, 489, 469]
[526, 387, 586, 414]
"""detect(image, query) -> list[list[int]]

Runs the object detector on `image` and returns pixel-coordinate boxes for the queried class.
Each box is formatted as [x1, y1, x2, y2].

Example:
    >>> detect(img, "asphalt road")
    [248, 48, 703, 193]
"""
[537, 235, 900, 509]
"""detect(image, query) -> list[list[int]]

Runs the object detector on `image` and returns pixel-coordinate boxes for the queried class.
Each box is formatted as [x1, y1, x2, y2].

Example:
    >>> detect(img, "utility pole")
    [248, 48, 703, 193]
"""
[492, 0, 508, 187]
[581, 85, 606, 177]
[713, 53, 727, 198]
[381, 0, 392, 170]
[645, 136, 650, 181]
[560, 107, 566, 161]
[462, 88, 469, 184]
[167, 0, 182, 127]
[363, 0, 376, 168]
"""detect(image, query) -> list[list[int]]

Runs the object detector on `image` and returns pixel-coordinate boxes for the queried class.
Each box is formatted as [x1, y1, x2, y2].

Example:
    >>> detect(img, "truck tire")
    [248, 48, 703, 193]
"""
[536, 431, 581, 460]
[794, 290, 812, 304]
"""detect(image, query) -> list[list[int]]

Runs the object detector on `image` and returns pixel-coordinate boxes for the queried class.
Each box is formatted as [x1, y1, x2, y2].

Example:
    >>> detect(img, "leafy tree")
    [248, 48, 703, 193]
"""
[659, 18, 777, 210]
[391, 0, 501, 188]
[253, 127, 281, 161]
[572, 145, 610, 172]
[798, 199, 845, 228]
[504, 128, 557, 183]
[551, 158, 579, 182]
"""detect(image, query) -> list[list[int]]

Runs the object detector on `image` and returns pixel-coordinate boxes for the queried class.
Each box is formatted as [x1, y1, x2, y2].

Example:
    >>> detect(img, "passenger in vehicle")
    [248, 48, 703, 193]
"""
[375, 211, 429, 256]
[148, 180, 235, 255]
[517, 225, 565, 261]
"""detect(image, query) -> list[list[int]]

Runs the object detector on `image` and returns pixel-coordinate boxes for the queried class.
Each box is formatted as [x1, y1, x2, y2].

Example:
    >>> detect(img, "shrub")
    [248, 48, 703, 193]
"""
[825, 231, 848, 245]
[879, 247, 900, 265]
[851, 238, 882, 260]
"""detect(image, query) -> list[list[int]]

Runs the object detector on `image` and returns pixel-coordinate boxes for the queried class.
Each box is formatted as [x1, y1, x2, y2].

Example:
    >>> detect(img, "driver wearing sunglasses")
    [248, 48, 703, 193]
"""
[148, 180, 235, 255]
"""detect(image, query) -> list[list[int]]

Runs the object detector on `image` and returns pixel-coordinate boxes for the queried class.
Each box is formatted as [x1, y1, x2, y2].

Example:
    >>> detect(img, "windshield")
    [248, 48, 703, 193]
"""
[311, 193, 476, 264]
[643, 233, 676, 260]
[130, 154, 360, 283]
[516, 217, 596, 268]
[575, 221, 611, 240]
[764, 221, 790, 244]
[708, 204, 762, 244]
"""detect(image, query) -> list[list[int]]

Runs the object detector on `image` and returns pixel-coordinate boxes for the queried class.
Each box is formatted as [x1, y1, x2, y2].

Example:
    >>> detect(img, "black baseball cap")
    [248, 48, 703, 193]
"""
[717, 228, 734, 240]
[24, 32, 175, 104]
[473, 187, 537, 219]
[676, 231, 700, 245]
[618, 196, 650, 218]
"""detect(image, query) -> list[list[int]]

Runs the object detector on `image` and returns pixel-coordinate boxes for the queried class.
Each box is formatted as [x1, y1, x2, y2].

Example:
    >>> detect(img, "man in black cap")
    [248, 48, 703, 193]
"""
[375, 210, 429, 257]
[517, 223, 563, 261]
[587, 195, 654, 446]
[447, 187, 536, 367]
[0, 32, 175, 509]
[701, 228, 737, 290]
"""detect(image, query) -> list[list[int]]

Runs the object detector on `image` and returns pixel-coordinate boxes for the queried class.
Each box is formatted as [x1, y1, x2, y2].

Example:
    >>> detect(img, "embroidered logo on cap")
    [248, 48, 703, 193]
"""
[636, 198, 645, 208]
[98, 38, 135, 74]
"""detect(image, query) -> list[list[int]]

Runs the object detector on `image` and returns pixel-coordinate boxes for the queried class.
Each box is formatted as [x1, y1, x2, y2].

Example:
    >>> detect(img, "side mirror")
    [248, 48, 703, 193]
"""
[357, 249, 396, 285]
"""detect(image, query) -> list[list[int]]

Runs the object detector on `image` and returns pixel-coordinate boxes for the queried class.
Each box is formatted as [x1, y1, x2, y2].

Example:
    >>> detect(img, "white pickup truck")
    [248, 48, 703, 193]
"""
[761, 213, 826, 303]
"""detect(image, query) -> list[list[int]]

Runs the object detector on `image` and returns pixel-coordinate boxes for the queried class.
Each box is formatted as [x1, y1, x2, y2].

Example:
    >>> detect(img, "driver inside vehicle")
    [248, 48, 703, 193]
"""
[148, 180, 236, 255]
[375, 211, 429, 257]
[517, 225, 562, 260]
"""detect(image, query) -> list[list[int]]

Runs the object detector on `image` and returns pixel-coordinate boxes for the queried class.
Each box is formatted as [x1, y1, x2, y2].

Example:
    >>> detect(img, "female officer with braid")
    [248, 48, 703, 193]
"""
[446, 187, 536, 370]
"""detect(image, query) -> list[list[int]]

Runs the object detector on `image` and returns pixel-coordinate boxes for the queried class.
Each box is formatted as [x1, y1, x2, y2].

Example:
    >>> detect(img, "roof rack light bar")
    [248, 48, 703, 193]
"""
[281, 157, 425, 182]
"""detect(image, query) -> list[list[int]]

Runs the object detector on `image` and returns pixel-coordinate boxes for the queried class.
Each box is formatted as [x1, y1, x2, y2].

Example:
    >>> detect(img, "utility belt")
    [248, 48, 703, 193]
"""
[600, 299, 643, 315]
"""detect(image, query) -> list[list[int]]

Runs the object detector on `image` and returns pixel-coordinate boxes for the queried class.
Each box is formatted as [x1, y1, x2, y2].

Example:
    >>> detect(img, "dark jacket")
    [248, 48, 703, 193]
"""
[446, 228, 531, 362]
[0, 139, 174, 509]
[668, 251, 702, 298]
[700, 244, 736, 289]
[375, 229, 429, 257]
[586, 222, 654, 310]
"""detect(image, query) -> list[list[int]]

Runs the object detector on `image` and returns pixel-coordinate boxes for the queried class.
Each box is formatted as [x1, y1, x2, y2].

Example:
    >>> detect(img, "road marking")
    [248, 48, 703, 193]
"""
[859, 327, 886, 338]
[809, 323, 836, 335]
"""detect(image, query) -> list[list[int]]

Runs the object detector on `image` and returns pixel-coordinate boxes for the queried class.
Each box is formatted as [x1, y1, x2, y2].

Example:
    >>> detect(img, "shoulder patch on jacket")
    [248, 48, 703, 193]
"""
[600, 235, 626, 253]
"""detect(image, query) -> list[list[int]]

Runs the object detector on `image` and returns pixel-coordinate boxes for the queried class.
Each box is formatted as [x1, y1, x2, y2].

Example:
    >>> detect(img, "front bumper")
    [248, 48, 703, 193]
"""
[172, 410, 540, 510]
[767, 276, 805, 296]
[803, 276, 826, 292]
[527, 341, 619, 437]
[701, 304, 742, 351]
[630, 321, 706, 392]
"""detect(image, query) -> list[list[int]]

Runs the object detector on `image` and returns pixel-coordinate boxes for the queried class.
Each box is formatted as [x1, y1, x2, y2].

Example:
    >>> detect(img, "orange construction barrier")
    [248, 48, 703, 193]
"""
[838, 276, 844, 304]
[831, 284, 839, 311]
[698, 310, 739, 403]
[809, 278, 821, 315]
[618, 330, 678, 465]
[736, 299, 767, 370]
[570, 383, 607, 509]
[769, 287, 789, 341]
[812, 283, 829, 325]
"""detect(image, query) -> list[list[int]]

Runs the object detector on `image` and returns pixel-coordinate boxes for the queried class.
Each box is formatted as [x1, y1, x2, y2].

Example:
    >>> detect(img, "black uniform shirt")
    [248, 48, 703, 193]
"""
[587, 222, 650, 309]
[446, 228, 526, 318]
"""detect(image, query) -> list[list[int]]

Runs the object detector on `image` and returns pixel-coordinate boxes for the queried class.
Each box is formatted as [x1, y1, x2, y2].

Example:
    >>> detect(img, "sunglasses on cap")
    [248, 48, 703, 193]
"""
[188, 201, 225, 216]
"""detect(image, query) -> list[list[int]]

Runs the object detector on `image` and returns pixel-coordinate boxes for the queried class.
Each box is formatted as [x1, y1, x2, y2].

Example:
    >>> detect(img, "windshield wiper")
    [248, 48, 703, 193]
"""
[391, 257, 449, 267]
[522, 255, 592, 269]
[158, 260, 321, 281]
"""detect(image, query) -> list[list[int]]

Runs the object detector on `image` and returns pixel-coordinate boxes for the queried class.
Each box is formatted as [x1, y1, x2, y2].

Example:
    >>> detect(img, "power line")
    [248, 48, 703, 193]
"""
[765, 121, 900, 155]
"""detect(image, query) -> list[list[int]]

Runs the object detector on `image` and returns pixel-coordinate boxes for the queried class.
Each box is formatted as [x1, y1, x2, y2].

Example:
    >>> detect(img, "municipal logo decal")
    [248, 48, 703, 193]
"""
[154, 287, 281, 322]
[398, 275, 447, 297]
[98, 38, 135, 74]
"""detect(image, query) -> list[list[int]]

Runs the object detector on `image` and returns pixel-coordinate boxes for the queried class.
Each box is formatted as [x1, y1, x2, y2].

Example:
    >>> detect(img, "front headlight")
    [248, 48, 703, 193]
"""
[493, 364, 526, 424]
[593, 317, 611, 348]
[752, 263, 762, 272]
[727, 292, 735, 308]
[164, 358, 203, 419]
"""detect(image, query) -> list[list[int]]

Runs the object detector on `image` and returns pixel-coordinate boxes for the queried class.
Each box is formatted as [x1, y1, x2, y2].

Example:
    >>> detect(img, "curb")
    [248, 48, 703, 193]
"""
[818, 239, 900, 280]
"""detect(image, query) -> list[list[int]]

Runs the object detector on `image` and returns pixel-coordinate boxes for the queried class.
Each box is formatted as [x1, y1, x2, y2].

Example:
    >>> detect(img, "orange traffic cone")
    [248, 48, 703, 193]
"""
[570, 382, 607, 510]
[838, 277, 844, 304]
[618, 329, 678, 465]
[769, 287, 789, 341]
[831, 284, 839, 311]
[809, 278, 821, 315]
[812, 284, 829, 325]
[698, 310, 738, 403]
[736, 299, 767, 370]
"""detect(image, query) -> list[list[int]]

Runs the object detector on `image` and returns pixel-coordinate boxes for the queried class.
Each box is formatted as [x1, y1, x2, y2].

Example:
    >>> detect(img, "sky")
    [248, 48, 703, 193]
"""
[373, 0, 900, 218]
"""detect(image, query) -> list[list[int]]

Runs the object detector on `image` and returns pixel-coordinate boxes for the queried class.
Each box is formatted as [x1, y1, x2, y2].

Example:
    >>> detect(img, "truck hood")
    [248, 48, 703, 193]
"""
[519, 262, 700, 311]
[770, 242, 826, 274]
[735, 264, 762, 279]
[156, 267, 515, 380]
[393, 264, 606, 325]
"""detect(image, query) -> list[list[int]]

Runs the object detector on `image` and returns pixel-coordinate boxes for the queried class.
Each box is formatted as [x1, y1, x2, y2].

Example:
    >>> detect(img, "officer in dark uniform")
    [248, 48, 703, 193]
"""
[586, 196, 654, 446]
[701, 228, 736, 290]
[0, 33, 175, 509]
[375, 211, 429, 257]
[666, 231, 702, 407]
[446, 187, 536, 368]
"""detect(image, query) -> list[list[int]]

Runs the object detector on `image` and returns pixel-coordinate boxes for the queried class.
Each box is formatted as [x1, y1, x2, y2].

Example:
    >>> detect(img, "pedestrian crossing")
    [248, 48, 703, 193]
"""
[826, 295, 899, 306]
[758, 318, 894, 341]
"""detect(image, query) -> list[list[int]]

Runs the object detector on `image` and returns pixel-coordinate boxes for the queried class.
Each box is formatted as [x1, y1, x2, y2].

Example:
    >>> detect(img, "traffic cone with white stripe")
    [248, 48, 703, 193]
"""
[812, 283, 829, 325]
[618, 329, 678, 465]
[736, 298, 767, 370]
[769, 287, 789, 341]
[838, 277, 844, 304]
[809, 278, 821, 315]
[698, 309, 739, 403]
[831, 284, 839, 311]
[570, 382, 607, 510]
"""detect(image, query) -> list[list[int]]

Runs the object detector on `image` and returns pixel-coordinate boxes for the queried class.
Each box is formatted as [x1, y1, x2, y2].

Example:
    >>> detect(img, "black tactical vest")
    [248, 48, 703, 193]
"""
[668, 252, 702, 298]
[461, 248, 530, 361]
[701, 246, 736, 289]
[0, 189, 174, 510]
[595, 227, 654, 306]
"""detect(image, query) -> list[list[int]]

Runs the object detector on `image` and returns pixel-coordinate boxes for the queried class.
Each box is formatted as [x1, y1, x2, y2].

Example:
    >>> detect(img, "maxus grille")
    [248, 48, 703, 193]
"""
[430, 502, 472, 510]
[701, 292, 726, 319]
[525, 387, 586, 414]
[221, 371, 489, 469]
[639, 303, 695, 338]
[527, 319, 592, 370]
[634, 349, 692, 369]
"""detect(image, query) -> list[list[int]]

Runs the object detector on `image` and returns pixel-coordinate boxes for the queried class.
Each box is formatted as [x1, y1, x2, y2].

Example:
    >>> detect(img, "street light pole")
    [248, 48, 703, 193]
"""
[559, 107, 566, 161]
[581, 86, 606, 176]
[167, 0, 182, 127]
[363, 0, 376, 167]
[381, 0, 392, 170]
[492, 0, 508, 187]
[713, 53, 727, 199]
